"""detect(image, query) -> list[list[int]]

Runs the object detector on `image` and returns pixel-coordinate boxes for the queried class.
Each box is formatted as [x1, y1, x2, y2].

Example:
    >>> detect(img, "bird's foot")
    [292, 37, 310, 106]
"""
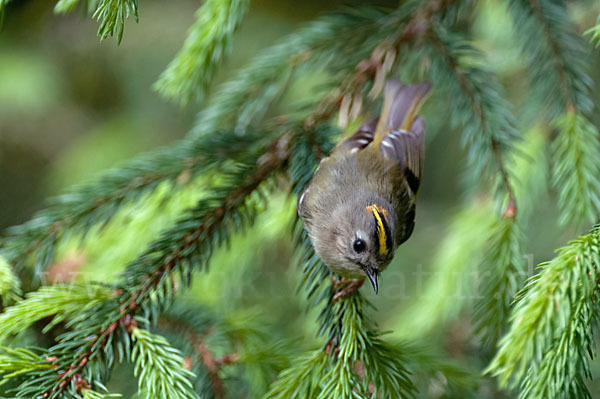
[331, 277, 365, 301]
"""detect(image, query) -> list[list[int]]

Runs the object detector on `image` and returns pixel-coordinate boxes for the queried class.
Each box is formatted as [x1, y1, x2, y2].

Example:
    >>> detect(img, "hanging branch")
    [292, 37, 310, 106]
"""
[423, 25, 527, 350]
[509, 0, 600, 225]
[396, 129, 546, 347]
[130, 327, 199, 399]
[487, 227, 600, 399]
[426, 27, 518, 202]
[510, 0, 592, 117]
[473, 128, 549, 346]
[92, 0, 138, 43]
[551, 110, 600, 225]
[155, 0, 250, 106]
[484, 3, 600, 393]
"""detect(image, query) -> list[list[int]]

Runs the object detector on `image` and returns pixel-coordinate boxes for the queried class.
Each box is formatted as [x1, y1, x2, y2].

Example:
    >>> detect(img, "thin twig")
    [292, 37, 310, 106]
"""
[157, 316, 240, 399]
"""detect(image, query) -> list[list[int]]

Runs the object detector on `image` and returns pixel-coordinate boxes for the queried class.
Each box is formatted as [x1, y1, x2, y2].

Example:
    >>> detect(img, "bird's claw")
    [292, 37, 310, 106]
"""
[331, 277, 365, 301]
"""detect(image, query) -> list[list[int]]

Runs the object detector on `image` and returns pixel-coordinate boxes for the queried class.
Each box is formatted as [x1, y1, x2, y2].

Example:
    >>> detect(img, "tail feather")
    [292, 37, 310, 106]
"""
[375, 80, 432, 141]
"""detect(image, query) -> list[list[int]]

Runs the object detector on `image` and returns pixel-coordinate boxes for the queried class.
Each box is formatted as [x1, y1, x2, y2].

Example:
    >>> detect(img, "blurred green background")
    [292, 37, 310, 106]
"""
[2, 0, 600, 397]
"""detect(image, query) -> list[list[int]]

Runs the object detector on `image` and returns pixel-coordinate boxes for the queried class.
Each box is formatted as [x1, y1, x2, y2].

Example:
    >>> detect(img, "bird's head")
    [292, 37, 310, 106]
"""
[320, 202, 395, 294]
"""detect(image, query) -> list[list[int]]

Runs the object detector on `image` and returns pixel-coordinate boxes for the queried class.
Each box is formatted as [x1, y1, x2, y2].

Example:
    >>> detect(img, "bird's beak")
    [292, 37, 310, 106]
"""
[366, 268, 379, 294]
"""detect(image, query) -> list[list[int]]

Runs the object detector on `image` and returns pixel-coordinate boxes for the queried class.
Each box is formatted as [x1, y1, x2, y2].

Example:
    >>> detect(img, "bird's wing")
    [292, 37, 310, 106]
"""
[379, 116, 425, 194]
[299, 119, 378, 218]
[335, 117, 379, 154]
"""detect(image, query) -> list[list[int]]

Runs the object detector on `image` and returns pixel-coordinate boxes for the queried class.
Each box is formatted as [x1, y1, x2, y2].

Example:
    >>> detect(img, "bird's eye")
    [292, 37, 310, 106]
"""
[353, 239, 366, 253]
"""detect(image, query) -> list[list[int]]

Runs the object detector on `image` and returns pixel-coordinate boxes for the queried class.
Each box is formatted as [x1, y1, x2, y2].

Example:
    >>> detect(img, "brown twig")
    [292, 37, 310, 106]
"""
[197, 342, 227, 399]
[157, 316, 240, 399]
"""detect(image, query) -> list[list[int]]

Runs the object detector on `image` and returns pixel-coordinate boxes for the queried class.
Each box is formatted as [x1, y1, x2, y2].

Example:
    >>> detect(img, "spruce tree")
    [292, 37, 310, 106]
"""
[0, 0, 599, 398]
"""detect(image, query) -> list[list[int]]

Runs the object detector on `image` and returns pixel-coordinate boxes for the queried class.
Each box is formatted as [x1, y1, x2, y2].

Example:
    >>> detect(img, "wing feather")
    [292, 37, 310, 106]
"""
[379, 116, 425, 193]
[337, 117, 378, 154]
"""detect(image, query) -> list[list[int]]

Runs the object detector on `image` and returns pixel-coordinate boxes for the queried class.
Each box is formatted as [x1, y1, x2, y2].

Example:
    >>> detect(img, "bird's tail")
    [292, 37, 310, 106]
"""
[374, 80, 432, 142]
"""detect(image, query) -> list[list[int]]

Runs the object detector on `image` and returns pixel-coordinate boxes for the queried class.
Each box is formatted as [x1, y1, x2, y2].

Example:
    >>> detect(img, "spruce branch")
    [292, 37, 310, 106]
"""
[263, 294, 416, 399]
[93, 0, 138, 43]
[0, 284, 113, 343]
[0, 347, 53, 382]
[190, 1, 460, 138]
[420, 25, 524, 348]
[551, 110, 600, 225]
[508, 0, 599, 225]
[154, 0, 250, 106]
[4, 133, 290, 399]
[318, 295, 415, 399]
[509, 0, 593, 117]
[157, 310, 229, 399]
[0, 255, 20, 307]
[397, 131, 549, 343]
[118, 133, 290, 311]
[1, 131, 263, 280]
[517, 297, 598, 399]
[189, 10, 386, 138]
[585, 13, 600, 47]
[487, 227, 600, 398]
[474, 129, 549, 347]
[157, 306, 290, 398]
[131, 327, 199, 399]
[426, 27, 518, 205]
[473, 216, 523, 347]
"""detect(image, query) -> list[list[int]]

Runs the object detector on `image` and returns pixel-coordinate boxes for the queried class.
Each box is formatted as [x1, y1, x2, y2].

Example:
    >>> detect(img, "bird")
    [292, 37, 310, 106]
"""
[297, 80, 431, 295]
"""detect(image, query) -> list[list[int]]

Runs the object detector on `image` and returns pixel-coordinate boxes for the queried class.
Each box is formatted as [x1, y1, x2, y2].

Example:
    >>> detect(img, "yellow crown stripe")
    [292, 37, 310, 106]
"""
[366, 205, 388, 255]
